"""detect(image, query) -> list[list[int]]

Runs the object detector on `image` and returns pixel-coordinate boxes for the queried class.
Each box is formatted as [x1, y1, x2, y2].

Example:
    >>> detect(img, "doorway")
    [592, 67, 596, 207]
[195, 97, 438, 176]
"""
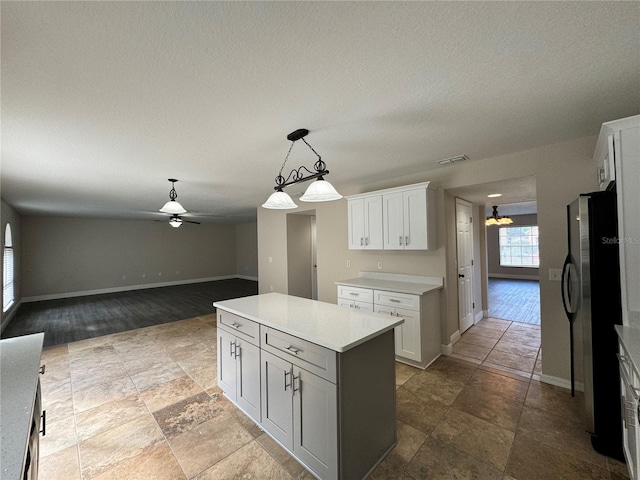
[456, 198, 475, 334]
[286, 210, 317, 300]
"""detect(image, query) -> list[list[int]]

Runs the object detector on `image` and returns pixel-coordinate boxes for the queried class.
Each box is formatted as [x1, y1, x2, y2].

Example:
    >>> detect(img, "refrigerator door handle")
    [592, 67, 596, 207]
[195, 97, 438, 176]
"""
[561, 253, 576, 322]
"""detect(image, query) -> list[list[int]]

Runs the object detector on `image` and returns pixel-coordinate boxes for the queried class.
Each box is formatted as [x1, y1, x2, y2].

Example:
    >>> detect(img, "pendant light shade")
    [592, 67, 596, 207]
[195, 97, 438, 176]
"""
[169, 217, 183, 228]
[299, 178, 342, 202]
[262, 190, 299, 209]
[160, 200, 187, 215]
[263, 129, 341, 209]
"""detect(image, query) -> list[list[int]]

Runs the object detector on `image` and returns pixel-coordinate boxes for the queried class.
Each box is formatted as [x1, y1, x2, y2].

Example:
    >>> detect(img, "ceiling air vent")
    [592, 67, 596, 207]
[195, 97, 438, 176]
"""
[438, 154, 469, 165]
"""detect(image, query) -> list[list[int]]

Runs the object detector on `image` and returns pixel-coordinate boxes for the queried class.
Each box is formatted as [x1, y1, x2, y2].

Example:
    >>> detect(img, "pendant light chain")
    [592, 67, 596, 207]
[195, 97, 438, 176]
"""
[276, 141, 296, 185]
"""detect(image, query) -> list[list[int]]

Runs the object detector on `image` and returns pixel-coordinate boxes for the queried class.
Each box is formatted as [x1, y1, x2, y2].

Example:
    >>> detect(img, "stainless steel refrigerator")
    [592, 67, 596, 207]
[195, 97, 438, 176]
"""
[562, 189, 624, 460]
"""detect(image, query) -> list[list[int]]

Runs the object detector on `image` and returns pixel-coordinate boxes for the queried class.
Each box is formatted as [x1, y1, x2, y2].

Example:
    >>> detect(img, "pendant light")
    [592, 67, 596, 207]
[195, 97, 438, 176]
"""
[262, 129, 342, 209]
[160, 179, 187, 214]
[485, 205, 513, 226]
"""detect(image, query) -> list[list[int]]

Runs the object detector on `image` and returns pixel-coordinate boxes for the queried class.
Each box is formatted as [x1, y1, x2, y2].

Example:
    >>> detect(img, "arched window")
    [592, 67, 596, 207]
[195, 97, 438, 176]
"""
[3, 224, 14, 312]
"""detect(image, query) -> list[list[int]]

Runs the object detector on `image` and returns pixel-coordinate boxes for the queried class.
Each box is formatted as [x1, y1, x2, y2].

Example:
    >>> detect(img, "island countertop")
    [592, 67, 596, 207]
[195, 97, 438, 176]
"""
[1, 332, 44, 480]
[213, 292, 403, 353]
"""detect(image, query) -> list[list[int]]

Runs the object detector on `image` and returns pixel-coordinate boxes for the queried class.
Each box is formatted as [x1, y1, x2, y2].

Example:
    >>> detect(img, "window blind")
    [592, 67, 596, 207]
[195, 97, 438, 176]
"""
[3, 246, 14, 312]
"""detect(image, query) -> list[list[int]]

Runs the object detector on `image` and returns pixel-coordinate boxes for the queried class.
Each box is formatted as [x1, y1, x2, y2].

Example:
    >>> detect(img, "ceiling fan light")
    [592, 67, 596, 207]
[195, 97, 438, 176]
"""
[160, 200, 187, 215]
[262, 190, 298, 209]
[169, 217, 183, 228]
[299, 179, 342, 202]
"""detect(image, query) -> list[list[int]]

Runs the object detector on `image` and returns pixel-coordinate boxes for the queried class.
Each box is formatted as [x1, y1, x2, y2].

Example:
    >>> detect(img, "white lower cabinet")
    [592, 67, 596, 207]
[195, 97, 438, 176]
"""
[261, 350, 338, 479]
[618, 349, 640, 480]
[336, 283, 441, 368]
[217, 327, 261, 422]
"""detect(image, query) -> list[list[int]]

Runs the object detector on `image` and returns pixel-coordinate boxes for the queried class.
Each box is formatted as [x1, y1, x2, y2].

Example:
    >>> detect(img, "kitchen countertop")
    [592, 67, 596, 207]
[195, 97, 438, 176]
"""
[1, 332, 45, 480]
[214, 292, 403, 353]
[336, 271, 443, 295]
[615, 324, 640, 379]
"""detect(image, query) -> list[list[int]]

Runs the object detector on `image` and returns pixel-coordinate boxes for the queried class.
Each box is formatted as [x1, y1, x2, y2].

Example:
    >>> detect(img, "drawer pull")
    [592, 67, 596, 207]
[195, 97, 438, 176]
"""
[349, 292, 360, 296]
[390, 299, 401, 303]
[406, 236, 409, 245]
[229, 322, 241, 329]
[285, 346, 300, 355]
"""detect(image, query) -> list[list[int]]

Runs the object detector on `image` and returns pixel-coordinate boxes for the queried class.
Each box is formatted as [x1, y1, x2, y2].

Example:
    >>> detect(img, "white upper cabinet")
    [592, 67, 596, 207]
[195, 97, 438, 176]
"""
[347, 182, 437, 251]
[347, 196, 383, 250]
[602, 115, 640, 327]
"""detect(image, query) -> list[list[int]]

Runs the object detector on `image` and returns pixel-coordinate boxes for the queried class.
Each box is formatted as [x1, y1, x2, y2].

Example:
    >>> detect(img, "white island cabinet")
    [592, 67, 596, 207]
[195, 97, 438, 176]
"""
[616, 325, 640, 480]
[214, 293, 403, 480]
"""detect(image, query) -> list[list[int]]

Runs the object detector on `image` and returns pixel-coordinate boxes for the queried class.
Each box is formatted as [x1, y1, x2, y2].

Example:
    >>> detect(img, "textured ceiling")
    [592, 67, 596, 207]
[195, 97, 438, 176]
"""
[2, 2, 639, 223]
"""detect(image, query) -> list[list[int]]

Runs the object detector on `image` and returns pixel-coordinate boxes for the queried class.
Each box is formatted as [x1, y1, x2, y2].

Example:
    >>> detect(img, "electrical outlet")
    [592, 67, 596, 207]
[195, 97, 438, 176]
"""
[268, 257, 273, 263]
[549, 268, 562, 281]
[346, 260, 351, 267]
[142, 273, 146, 279]
[158, 272, 162, 277]
[377, 262, 383, 270]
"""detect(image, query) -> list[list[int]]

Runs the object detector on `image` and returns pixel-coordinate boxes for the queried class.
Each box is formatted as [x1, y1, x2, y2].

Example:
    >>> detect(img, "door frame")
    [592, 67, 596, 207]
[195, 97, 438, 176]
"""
[456, 198, 475, 334]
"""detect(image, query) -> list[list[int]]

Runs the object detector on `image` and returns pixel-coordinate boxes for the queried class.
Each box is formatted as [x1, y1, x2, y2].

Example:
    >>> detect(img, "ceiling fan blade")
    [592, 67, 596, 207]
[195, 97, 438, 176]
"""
[183, 220, 201, 224]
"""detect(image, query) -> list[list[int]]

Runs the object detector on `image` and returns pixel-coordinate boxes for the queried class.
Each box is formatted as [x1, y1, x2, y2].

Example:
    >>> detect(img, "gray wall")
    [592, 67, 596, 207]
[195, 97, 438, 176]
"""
[235, 222, 259, 279]
[257, 135, 598, 387]
[20, 216, 255, 299]
[287, 214, 313, 299]
[1, 200, 22, 329]
[487, 213, 539, 279]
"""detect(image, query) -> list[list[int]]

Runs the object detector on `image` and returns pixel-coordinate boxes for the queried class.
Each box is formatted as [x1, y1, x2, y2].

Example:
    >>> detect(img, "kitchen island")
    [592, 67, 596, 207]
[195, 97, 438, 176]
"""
[214, 292, 404, 480]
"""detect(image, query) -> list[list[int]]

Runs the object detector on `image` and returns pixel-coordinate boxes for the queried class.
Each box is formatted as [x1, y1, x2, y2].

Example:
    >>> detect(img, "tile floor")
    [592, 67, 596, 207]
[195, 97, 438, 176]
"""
[38, 315, 629, 480]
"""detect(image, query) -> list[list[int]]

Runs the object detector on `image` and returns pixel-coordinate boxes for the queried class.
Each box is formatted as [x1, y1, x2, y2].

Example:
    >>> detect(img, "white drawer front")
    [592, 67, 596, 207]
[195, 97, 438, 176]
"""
[261, 326, 337, 383]
[374, 290, 419, 311]
[337, 285, 374, 303]
[218, 310, 260, 346]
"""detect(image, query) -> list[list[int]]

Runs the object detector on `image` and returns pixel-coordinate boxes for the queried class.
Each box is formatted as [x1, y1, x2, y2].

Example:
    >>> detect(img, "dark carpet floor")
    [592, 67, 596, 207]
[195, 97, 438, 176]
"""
[1, 278, 258, 347]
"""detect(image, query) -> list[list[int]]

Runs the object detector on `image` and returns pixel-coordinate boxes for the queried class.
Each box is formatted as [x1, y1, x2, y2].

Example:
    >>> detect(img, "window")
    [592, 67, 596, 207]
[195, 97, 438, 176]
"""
[3, 224, 14, 312]
[499, 225, 539, 268]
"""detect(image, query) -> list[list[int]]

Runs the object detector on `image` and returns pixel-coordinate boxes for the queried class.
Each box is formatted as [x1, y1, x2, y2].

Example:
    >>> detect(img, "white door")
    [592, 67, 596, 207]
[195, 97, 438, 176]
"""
[456, 198, 474, 333]
[403, 188, 428, 250]
[260, 350, 293, 449]
[383, 192, 404, 249]
[236, 339, 261, 423]
[217, 329, 237, 399]
[293, 366, 338, 480]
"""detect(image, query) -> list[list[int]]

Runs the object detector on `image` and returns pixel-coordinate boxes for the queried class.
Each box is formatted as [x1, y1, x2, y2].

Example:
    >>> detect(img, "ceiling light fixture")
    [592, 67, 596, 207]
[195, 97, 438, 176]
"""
[485, 205, 513, 226]
[262, 129, 342, 209]
[160, 179, 187, 214]
[438, 154, 469, 165]
[169, 216, 183, 228]
[487, 193, 502, 198]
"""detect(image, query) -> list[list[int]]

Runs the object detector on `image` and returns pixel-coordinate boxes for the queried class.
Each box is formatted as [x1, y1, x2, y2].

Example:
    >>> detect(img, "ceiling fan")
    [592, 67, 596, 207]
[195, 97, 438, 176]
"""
[157, 178, 202, 228]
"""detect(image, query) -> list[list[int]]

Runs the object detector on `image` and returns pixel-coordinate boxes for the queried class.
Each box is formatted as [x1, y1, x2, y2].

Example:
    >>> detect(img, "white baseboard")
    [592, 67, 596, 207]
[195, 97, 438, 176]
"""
[474, 311, 484, 324]
[540, 374, 584, 392]
[22, 275, 256, 303]
[441, 330, 461, 356]
[488, 273, 540, 281]
[483, 309, 490, 319]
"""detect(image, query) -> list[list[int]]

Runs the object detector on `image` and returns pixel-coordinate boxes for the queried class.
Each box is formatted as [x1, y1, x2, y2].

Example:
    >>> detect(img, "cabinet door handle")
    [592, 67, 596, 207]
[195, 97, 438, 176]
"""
[399, 236, 403, 245]
[292, 375, 300, 395]
[40, 410, 46, 436]
[234, 344, 240, 359]
[405, 236, 409, 245]
[284, 370, 291, 390]
[285, 346, 300, 355]
[39, 365, 46, 375]
[229, 341, 236, 357]
[365, 237, 369, 246]
[360, 237, 364, 246]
